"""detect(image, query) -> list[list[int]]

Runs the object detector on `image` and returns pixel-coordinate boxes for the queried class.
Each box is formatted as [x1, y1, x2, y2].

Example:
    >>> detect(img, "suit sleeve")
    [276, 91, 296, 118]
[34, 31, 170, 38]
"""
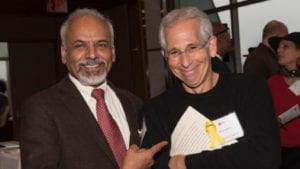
[141, 101, 173, 169]
[244, 57, 268, 78]
[20, 97, 60, 169]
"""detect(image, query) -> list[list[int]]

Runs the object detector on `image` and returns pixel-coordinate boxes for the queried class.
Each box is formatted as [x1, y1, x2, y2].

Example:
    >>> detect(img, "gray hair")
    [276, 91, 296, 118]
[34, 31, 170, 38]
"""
[159, 7, 212, 49]
[60, 8, 114, 47]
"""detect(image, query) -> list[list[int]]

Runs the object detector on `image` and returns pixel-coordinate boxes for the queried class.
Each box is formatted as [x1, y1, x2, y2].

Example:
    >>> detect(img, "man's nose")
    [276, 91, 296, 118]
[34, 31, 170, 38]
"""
[180, 51, 192, 68]
[277, 46, 283, 55]
[87, 44, 97, 59]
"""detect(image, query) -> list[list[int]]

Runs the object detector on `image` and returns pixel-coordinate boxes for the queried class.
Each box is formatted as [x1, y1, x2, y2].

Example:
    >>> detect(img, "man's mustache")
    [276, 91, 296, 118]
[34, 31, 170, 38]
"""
[78, 58, 107, 67]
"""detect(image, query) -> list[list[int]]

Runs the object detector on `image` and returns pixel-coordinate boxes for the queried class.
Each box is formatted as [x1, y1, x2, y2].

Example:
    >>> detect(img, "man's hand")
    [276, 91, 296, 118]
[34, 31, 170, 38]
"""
[169, 155, 186, 169]
[122, 141, 168, 169]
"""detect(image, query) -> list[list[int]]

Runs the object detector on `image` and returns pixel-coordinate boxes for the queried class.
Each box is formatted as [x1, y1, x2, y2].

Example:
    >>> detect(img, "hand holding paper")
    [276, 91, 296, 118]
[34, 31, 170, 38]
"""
[170, 106, 244, 156]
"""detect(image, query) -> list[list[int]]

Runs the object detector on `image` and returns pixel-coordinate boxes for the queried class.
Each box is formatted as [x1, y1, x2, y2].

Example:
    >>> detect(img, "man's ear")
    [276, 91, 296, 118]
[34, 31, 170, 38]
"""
[161, 49, 165, 56]
[208, 35, 217, 57]
[61, 45, 67, 64]
[112, 47, 116, 62]
[161, 49, 167, 60]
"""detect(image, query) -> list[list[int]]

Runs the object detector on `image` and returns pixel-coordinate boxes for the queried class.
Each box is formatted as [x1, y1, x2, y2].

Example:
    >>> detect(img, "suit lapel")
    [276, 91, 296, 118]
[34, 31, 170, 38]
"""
[110, 84, 140, 145]
[57, 77, 119, 169]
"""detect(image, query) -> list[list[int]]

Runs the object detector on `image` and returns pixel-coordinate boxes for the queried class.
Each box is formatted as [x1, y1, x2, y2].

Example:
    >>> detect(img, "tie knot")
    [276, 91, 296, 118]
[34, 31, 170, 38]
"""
[92, 88, 105, 100]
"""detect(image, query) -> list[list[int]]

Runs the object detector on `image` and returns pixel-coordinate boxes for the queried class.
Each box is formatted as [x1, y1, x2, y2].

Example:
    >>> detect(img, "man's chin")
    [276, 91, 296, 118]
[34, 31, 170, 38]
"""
[77, 74, 107, 86]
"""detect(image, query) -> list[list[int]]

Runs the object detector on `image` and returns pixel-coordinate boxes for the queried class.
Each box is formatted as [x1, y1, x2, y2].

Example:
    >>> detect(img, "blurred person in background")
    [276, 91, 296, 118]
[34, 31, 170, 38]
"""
[244, 20, 288, 79]
[211, 21, 233, 73]
[0, 79, 13, 141]
[268, 32, 300, 169]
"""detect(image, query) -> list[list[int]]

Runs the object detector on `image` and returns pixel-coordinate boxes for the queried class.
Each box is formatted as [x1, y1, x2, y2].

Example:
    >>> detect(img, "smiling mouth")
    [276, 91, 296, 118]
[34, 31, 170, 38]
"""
[181, 70, 195, 78]
[80, 63, 105, 71]
[181, 67, 195, 73]
[84, 64, 99, 68]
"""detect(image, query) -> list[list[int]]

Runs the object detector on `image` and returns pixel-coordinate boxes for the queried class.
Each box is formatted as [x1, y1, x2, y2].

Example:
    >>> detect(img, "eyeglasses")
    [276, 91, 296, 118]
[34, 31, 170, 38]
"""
[165, 36, 211, 59]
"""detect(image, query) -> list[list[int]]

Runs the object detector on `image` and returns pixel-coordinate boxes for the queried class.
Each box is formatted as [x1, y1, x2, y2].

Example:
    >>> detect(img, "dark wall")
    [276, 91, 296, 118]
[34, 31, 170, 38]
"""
[9, 42, 57, 110]
[103, 5, 134, 93]
[0, 15, 62, 41]
[0, 15, 64, 111]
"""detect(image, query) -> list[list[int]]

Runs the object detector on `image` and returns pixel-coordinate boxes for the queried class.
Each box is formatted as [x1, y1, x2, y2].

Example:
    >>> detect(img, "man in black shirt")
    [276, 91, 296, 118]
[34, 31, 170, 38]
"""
[141, 7, 280, 169]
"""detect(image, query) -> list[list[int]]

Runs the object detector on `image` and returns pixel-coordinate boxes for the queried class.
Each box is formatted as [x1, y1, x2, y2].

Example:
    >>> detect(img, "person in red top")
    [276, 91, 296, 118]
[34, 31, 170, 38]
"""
[268, 32, 300, 169]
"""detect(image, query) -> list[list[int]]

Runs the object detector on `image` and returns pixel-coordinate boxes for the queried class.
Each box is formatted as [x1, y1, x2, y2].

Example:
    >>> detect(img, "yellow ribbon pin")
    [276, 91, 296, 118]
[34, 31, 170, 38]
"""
[205, 120, 225, 148]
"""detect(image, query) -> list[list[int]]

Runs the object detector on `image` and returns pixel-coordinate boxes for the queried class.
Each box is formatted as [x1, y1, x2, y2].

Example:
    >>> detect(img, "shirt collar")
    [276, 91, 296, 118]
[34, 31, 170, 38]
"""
[215, 54, 223, 60]
[68, 74, 107, 97]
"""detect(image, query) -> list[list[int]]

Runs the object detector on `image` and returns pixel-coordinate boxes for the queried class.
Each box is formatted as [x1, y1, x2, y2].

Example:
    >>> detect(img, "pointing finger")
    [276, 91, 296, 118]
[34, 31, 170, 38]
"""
[149, 141, 168, 155]
[129, 144, 140, 151]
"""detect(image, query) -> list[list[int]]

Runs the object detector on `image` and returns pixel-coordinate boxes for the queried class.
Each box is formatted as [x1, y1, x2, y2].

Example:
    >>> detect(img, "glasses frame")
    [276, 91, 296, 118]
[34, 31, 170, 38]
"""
[165, 36, 211, 59]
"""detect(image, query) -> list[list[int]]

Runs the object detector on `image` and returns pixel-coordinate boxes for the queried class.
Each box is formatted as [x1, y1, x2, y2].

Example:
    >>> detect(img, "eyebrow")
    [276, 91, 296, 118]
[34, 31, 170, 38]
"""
[97, 40, 110, 44]
[72, 39, 110, 44]
[167, 42, 201, 51]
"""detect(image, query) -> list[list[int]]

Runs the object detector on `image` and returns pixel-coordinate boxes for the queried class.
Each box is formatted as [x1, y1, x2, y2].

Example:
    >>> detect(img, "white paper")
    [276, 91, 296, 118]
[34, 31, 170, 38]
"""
[0, 141, 19, 149]
[170, 106, 242, 156]
[289, 80, 300, 96]
[0, 147, 21, 169]
[170, 106, 210, 156]
[278, 104, 300, 124]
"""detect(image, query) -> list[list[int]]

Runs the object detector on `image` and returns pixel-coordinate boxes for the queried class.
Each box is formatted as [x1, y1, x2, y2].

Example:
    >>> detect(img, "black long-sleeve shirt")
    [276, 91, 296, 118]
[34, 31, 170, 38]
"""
[141, 73, 280, 169]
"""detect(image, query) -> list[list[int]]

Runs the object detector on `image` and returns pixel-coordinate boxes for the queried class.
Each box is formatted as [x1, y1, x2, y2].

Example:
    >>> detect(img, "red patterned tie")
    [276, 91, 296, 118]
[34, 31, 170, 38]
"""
[92, 88, 126, 169]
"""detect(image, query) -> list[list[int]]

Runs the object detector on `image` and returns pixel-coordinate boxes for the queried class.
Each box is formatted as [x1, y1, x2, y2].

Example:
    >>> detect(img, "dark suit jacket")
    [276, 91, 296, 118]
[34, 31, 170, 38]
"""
[243, 43, 280, 79]
[20, 76, 143, 169]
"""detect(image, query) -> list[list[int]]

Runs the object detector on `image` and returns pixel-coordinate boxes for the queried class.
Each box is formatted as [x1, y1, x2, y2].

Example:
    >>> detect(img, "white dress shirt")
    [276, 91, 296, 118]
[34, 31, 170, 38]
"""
[69, 74, 130, 148]
[215, 54, 223, 61]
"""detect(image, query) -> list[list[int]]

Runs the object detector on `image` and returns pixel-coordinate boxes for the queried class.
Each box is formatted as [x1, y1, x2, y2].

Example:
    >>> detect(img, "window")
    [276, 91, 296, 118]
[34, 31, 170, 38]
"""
[0, 42, 9, 83]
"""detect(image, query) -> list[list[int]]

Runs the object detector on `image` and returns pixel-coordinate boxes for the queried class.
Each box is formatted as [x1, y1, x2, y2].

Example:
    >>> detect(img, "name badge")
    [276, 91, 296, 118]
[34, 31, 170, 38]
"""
[278, 104, 300, 125]
[289, 79, 300, 96]
[214, 112, 244, 142]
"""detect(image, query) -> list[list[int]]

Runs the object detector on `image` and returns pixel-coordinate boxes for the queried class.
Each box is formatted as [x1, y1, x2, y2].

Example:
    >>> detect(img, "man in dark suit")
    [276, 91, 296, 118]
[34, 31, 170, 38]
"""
[20, 8, 166, 169]
[211, 21, 232, 73]
[243, 20, 288, 79]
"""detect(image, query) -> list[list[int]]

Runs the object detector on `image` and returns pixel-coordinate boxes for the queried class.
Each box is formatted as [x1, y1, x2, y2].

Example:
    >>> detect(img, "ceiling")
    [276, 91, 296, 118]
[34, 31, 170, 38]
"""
[0, 0, 132, 15]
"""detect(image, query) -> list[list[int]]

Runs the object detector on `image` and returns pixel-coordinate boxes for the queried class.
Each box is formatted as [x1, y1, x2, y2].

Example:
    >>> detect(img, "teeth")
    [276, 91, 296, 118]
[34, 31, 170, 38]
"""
[83, 64, 99, 69]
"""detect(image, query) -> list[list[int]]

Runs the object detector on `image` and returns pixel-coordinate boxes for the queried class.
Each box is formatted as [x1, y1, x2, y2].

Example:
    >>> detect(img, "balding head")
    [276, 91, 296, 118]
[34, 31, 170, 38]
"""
[60, 8, 114, 48]
[262, 20, 288, 42]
